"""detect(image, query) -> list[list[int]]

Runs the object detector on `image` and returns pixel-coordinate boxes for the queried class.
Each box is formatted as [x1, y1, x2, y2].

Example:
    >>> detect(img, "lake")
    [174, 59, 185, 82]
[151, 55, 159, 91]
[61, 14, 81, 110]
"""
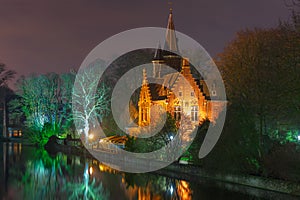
[0, 142, 298, 200]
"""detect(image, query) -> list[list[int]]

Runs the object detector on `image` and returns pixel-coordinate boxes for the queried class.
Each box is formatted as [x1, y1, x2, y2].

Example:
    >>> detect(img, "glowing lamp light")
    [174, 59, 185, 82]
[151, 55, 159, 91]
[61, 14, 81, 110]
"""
[297, 135, 300, 141]
[88, 134, 94, 140]
[170, 186, 174, 194]
[89, 166, 93, 175]
[99, 165, 104, 171]
[170, 135, 174, 140]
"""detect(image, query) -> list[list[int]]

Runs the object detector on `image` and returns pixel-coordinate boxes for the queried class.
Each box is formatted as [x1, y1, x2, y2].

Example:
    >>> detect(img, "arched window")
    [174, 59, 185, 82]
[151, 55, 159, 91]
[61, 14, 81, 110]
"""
[142, 107, 148, 122]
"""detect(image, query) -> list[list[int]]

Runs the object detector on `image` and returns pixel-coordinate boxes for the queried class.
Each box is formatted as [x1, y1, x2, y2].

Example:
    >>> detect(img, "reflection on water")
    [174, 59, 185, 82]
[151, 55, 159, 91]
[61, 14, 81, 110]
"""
[0, 142, 299, 200]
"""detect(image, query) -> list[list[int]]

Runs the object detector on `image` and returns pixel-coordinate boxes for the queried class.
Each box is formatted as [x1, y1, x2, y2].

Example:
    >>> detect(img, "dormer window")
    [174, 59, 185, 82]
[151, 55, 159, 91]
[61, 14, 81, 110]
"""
[212, 83, 217, 96]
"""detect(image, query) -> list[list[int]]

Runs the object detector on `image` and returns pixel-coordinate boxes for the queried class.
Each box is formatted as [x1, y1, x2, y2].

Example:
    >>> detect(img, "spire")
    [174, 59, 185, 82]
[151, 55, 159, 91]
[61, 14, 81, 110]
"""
[142, 68, 148, 85]
[181, 57, 191, 75]
[164, 7, 178, 52]
[153, 42, 164, 60]
[152, 42, 164, 78]
[139, 68, 151, 126]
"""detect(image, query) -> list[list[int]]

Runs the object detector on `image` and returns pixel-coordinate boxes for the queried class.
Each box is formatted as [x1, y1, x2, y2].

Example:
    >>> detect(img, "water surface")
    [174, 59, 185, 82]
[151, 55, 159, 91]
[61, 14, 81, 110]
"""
[0, 142, 297, 200]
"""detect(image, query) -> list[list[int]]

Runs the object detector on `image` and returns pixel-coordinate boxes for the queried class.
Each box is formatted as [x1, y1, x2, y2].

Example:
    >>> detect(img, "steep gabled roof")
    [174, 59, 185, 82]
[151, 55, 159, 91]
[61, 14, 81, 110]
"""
[148, 83, 167, 101]
[162, 72, 180, 89]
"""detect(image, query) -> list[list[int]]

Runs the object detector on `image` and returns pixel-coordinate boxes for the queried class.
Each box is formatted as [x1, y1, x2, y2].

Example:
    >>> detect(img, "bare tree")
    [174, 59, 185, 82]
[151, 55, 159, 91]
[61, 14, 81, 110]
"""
[72, 63, 111, 145]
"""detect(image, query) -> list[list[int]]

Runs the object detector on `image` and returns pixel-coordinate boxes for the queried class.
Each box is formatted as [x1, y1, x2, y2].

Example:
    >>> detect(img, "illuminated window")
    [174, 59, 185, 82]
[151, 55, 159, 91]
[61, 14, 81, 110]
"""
[174, 106, 181, 121]
[185, 102, 189, 107]
[191, 106, 198, 121]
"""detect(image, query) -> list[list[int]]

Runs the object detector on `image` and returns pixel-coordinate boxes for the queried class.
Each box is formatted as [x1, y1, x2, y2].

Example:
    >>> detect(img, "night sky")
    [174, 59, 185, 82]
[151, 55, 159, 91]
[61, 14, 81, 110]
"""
[0, 0, 292, 87]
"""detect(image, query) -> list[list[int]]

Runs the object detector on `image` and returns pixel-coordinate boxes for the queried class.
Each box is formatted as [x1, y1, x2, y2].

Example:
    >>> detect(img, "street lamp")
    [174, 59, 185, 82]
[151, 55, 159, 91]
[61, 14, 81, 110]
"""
[169, 186, 174, 194]
[88, 134, 94, 140]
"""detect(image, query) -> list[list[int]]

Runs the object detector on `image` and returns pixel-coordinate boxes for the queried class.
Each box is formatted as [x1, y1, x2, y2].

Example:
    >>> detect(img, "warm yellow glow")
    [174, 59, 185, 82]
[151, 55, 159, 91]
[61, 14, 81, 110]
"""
[88, 134, 94, 139]
[89, 166, 93, 175]
[99, 165, 104, 171]
[177, 180, 192, 200]
[181, 180, 189, 189]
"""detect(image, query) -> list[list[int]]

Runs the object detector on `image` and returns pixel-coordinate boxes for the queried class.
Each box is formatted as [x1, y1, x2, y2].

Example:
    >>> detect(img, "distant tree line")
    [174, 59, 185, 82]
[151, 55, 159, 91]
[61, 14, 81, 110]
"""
[0, 63, 16, 137]
[187, 10, 300, 181]
[9, 63, 110, 146]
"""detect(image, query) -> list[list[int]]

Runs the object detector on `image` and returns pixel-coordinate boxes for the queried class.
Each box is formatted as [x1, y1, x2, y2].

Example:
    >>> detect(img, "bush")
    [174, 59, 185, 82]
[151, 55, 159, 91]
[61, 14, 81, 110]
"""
[24, 123, 58, 147]
[264, 142, 300, 181]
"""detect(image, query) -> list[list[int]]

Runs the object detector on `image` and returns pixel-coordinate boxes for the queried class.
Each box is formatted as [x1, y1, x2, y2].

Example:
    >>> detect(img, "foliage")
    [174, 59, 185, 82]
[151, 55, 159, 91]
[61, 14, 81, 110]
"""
[10, 72, 75, 145]
[181, 119, 210, 164]
[0, 63, 16, 137]
[199, 108, 262, 175]
[101, 113, 124, 137]
[210, 13, 300, 176]
[125, 113, 178, 153]
[24, 123, 60, 147]
[0, 63, 16, 87]
[215, 15, 300, 172]
[10, 64, 111, 146]
[268, 129, 300, 145]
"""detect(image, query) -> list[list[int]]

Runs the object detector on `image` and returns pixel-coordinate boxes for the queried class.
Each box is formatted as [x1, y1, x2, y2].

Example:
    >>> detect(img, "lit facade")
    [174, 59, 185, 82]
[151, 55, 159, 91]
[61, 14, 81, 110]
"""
[137, 9, 225, 127]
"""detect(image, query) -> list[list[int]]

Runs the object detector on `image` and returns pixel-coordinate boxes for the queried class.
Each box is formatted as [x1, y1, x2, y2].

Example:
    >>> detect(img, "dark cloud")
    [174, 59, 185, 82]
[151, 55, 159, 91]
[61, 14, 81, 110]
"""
[0, 0, 291, 87]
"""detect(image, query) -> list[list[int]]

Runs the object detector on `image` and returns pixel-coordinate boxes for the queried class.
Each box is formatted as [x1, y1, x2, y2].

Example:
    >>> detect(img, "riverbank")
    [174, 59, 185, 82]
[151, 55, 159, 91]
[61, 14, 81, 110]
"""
[158, 163, 300, 197]
[44, 140, 300, 197]
[0, 137, 29, 144]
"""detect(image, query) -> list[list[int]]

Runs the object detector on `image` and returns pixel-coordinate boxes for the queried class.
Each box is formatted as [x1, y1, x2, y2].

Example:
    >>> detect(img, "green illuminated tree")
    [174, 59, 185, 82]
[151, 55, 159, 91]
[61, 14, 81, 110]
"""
[11, 73, 75, 145]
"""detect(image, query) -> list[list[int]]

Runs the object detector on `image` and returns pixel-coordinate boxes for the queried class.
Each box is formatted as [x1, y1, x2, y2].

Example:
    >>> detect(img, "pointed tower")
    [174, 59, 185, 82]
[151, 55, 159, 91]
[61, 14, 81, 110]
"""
[164, 8, 178, 52]
[161, 8, 182, 73]
[138, 69, 152, 126]
[152, 42, 164, 78]
[181, 57, 192, 76]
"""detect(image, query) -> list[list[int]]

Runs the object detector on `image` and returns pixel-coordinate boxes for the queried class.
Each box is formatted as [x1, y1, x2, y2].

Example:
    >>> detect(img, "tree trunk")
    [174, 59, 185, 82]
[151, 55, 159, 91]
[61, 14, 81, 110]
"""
[84, 119, 89, 145]
[2, 100, 6, 138]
